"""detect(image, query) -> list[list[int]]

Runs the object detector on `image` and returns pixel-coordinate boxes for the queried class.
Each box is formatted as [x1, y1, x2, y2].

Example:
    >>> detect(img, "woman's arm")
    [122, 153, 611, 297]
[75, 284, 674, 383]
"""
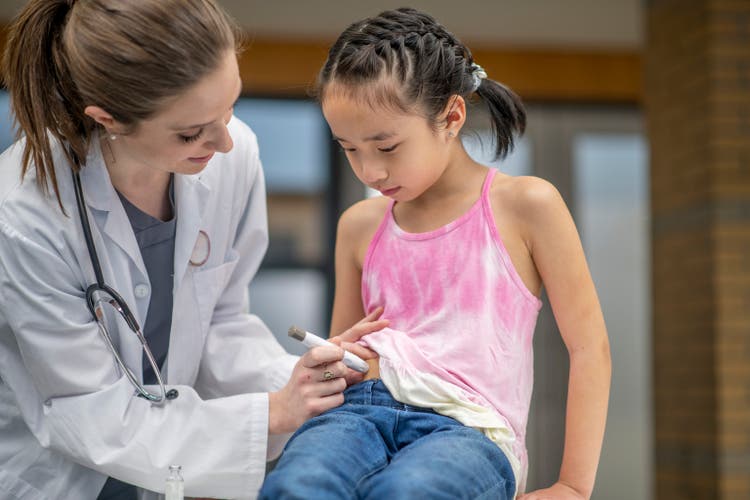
[518, 178, 611, 500]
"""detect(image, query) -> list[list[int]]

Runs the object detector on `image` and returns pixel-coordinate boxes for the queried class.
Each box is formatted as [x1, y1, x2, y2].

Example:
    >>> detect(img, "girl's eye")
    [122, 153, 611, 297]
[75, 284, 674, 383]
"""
[379, 144, 399, 153]
[337, 143, 356, 152]
[180, 129, 203, 143]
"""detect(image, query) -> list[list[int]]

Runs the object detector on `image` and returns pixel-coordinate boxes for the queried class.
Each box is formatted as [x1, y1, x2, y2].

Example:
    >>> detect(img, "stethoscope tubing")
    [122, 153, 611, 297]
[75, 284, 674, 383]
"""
[71, 157, 175, 404]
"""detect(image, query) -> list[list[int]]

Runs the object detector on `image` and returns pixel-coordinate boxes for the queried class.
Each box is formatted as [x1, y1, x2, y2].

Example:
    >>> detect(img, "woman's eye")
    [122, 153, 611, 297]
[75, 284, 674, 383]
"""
[180, 129, 203, 143]
[379, 144, 399, 153]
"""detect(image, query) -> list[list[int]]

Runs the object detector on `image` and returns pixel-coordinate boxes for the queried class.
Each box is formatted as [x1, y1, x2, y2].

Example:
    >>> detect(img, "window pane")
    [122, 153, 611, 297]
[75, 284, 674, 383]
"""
[233, 98, 329, 193]
[463, 132, 532, 177]
[249, 269, 328, 355]
[573, 133, 651, 500]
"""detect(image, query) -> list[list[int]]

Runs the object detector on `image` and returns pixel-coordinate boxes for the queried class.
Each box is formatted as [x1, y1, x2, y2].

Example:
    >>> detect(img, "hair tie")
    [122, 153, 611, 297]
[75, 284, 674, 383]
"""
[470, 63, 487, 92]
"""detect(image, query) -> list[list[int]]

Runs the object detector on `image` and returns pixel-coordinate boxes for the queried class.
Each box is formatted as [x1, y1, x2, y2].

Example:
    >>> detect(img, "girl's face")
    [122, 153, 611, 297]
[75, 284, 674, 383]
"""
[322, 93, 452, 202]
[109, 49, 242, 176]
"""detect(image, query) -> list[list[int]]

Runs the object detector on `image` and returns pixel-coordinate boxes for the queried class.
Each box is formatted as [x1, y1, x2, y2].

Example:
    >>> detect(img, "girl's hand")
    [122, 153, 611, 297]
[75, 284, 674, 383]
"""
[268, 345, 349, 434]
[518, 482, 587, 500]
[328, 306, 388, 360]
[328, 307, 388, 385]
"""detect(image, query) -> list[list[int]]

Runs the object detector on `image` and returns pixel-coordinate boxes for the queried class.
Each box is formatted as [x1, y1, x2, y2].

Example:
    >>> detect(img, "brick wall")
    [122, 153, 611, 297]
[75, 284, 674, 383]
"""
[646, 0, 750, 498]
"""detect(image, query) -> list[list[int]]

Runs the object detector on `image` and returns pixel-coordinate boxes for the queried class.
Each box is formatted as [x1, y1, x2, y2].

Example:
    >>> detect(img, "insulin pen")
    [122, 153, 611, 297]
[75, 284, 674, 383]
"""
[288, 325, 369, 373]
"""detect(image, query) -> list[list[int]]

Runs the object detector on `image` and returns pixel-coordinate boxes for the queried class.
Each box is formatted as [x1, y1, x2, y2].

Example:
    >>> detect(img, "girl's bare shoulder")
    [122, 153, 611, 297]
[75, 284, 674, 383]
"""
[491, 173, 567, 222]
[336, 195, 392, 244]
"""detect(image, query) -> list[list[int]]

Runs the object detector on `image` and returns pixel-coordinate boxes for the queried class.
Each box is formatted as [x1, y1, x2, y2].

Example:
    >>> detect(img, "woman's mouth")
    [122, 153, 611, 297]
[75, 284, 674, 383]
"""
[188, 152, 214, 163]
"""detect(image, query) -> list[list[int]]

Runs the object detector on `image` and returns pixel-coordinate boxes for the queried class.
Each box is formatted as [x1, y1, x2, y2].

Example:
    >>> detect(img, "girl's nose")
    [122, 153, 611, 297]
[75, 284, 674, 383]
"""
[360, 161, 388, 184]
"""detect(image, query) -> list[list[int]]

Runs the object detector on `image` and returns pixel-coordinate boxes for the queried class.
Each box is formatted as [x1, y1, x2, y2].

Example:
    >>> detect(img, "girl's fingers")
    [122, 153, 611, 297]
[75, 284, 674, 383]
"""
[356, 306, 384, 325]
[338, 318, 389, 343]
[340, 340, 378, 360]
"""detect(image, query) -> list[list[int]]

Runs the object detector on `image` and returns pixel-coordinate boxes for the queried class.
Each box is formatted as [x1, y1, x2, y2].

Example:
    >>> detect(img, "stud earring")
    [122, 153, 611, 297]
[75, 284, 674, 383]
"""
[448, 131, 455, 138]
[110, 134, 117, 141]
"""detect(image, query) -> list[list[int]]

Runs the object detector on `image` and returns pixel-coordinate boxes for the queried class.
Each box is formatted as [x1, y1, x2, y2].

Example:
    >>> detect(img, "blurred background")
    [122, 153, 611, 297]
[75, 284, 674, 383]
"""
[0, 1, 747, 498]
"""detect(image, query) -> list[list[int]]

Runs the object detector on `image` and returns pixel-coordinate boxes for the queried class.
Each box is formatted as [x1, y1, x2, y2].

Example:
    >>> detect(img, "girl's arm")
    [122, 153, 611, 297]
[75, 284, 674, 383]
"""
[328, 199, 390, 365]
[518, 178, 612, 500]
[329, 206, 368, 336]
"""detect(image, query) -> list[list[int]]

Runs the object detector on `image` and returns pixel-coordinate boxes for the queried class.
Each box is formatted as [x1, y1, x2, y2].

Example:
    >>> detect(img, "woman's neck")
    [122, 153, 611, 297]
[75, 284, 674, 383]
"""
[102, 137, 173, 221]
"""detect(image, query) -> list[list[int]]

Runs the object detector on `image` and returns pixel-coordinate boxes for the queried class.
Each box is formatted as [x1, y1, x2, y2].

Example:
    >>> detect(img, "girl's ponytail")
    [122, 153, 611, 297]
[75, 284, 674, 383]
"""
[474, 77, 527, 160]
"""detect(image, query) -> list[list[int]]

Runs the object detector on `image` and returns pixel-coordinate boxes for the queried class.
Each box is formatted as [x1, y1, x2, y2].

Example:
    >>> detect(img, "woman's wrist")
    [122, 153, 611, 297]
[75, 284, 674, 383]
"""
[267, 391, 291, 435]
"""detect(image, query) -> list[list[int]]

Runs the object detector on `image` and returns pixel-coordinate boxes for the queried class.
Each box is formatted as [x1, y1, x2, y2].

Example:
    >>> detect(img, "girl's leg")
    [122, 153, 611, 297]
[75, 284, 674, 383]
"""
[357, 418, 516, 500]
[259, 407, 389, 500]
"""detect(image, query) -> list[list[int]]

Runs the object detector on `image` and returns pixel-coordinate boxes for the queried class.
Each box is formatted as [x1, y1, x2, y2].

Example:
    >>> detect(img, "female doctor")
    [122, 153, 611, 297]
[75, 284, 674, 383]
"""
[0, 0, 386, 499]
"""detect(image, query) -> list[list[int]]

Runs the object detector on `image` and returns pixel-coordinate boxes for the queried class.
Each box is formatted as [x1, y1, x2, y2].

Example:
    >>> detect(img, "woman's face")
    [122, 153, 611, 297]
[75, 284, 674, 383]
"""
[111, 49, 242, 176]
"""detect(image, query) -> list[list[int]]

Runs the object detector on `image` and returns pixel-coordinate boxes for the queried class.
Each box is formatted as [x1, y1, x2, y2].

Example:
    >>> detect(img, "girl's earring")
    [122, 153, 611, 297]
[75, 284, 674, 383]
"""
[448, 131, 455, 138]
[110, 134, 117, 141]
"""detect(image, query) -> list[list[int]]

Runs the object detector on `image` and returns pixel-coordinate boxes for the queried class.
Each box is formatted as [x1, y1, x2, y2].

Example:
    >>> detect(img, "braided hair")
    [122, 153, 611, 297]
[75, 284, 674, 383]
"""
[317, 7, 525, 159]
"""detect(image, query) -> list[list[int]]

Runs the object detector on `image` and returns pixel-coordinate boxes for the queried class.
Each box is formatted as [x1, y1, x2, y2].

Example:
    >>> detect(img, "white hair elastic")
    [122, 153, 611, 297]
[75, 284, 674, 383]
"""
[470, 63, 487, 92]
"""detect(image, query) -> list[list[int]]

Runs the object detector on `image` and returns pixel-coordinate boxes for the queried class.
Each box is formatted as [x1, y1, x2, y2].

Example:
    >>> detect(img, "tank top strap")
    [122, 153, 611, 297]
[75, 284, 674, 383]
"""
[481, 167, 497, 200]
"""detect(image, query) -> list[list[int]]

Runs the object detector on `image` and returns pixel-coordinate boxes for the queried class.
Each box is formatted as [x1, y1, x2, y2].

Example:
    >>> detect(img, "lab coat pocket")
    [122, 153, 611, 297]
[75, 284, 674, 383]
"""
[191, 250, 240, 337]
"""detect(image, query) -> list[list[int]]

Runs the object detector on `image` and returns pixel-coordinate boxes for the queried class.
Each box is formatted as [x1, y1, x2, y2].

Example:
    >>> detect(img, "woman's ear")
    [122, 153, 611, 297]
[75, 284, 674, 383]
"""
[84, 105, 124, 135]
[441, 95, 467, 139]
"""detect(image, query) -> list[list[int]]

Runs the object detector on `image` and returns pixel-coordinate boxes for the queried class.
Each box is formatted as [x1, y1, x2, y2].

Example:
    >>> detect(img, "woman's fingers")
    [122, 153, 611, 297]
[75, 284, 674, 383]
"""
[300, 345, 343, 368]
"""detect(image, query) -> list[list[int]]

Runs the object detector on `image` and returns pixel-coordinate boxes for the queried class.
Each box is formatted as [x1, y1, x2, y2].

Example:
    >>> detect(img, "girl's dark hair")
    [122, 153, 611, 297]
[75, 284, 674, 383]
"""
[2, 0, 240, 210]
[316, 7, 526, 160]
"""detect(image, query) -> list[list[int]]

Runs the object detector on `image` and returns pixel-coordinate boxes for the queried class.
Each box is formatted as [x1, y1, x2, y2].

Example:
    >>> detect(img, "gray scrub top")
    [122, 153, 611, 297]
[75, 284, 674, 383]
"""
[116, 178, 176, 385]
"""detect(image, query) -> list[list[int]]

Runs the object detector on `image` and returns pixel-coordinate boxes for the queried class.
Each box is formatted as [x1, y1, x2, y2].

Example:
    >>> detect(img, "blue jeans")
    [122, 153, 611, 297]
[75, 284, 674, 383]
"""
[260, 379, 515, 499]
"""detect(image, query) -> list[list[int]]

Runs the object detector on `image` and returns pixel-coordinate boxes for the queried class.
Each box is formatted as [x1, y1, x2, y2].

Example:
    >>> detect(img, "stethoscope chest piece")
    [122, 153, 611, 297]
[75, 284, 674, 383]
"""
[189, 230, 210, 267]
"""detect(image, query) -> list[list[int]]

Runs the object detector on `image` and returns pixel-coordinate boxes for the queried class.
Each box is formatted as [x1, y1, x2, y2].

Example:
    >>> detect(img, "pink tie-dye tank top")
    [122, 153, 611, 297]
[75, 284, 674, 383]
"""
[359, 168, 542, 491]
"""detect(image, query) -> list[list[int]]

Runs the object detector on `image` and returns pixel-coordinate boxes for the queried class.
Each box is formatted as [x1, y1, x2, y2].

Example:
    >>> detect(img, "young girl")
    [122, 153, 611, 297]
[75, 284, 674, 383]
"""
[260, 7, 611, 500]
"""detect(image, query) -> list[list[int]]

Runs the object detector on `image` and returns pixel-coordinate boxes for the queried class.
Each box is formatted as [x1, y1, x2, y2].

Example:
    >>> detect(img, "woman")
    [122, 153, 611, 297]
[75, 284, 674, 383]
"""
[0, 1, 385, 498]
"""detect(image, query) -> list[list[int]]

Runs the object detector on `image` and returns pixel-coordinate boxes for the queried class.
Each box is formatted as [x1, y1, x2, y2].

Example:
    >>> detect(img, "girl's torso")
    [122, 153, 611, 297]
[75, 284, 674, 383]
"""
[351, 166, 543, 379]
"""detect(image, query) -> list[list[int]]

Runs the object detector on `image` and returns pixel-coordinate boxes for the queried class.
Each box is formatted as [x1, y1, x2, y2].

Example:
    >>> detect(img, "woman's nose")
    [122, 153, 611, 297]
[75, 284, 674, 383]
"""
[208, 123, 233, 153]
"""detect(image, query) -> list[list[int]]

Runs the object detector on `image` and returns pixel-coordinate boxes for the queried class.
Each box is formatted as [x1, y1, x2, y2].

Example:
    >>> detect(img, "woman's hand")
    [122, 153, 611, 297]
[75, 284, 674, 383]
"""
[518, 482, 587, 499]
[328, 307, 388, 385]
[268, 345, 349, 434]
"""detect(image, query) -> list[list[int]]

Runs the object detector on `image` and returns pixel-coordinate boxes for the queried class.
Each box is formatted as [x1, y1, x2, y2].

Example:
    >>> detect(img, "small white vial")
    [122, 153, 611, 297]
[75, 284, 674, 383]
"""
[165, 465, 184, 500]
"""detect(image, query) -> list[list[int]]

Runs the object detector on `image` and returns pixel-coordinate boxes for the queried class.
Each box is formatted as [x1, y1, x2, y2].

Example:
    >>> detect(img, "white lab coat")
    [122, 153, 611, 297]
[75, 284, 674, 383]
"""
[0, 117, 299, 499]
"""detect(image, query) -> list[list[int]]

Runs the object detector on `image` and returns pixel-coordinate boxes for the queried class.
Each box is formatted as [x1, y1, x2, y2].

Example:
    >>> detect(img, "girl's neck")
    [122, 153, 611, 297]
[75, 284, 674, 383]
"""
[102, 137, 173, 221]
[411, 147, 486, 209]
[393, 149, 488, 233]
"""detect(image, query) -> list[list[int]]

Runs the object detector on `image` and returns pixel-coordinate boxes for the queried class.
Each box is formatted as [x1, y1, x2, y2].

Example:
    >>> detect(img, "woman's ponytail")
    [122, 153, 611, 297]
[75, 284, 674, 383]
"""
[2, 0, 90, 211]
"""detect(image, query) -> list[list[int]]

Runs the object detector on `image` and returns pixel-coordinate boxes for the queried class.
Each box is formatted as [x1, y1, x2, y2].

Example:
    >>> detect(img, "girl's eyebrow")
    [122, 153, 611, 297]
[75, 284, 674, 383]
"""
[333, 131, 397, 142]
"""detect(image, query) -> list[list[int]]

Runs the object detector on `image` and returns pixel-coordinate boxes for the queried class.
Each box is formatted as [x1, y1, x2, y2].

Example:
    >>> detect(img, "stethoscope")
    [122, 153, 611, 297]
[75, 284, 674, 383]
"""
[71, 159, 178, 405]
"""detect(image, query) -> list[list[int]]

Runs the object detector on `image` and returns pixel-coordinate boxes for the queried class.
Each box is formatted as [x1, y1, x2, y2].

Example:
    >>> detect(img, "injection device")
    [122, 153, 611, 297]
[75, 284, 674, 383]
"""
[288, 326, 369, 373]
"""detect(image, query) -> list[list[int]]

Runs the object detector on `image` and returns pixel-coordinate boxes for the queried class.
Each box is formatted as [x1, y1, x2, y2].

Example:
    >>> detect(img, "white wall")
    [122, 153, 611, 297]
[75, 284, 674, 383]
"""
[0, 0, 643, 49]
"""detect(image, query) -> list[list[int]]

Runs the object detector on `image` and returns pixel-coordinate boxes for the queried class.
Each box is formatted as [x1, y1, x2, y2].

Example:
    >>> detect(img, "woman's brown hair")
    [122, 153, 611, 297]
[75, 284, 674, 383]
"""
[2, 0, 240, 211]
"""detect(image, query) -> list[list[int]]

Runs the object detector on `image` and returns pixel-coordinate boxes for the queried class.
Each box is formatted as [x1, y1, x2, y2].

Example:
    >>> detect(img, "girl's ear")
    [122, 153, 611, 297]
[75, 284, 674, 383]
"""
[84, 105, 127, 136]
[441, 95, 467, 139]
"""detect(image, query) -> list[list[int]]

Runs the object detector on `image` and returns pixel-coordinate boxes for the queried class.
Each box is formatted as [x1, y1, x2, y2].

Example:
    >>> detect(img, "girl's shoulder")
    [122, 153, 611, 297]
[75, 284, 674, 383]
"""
[337, 195, 391, 246]
[490, 173, 566, 220]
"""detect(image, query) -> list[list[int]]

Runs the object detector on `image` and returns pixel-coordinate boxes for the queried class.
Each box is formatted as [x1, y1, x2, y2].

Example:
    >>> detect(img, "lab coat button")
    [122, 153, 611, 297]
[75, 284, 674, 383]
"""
[134, 284, 150, 299]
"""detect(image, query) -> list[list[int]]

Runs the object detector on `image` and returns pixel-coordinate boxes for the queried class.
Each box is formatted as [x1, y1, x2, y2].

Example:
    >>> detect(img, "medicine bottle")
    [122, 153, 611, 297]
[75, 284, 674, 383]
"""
[165, 464, 184, 500]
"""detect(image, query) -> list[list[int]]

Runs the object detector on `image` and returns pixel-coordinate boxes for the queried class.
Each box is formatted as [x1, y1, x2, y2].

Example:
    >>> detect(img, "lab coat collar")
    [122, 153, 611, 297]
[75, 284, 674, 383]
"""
[78, 141, 148, 280]
[77, 142, 213, 291]
[173, 173, 211, 290]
